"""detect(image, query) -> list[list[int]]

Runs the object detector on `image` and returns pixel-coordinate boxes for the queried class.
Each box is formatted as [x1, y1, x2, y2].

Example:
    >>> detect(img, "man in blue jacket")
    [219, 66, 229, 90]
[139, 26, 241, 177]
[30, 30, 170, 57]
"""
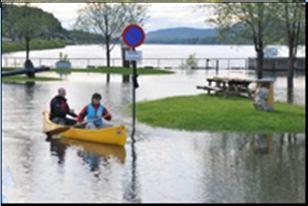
[77, 93, 112, 129]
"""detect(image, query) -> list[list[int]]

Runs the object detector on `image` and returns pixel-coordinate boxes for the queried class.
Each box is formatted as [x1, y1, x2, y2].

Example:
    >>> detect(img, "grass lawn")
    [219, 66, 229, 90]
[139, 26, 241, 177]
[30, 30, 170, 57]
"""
[135, 94, 305, 133]
[2, 76, 62, 83]
[2, 67, 174, 75]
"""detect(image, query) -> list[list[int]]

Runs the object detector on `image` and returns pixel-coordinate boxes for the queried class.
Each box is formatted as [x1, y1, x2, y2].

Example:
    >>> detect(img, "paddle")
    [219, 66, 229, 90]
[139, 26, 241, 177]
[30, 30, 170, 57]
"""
[47, 116, 109, 136]
[47, 126, 71, 136]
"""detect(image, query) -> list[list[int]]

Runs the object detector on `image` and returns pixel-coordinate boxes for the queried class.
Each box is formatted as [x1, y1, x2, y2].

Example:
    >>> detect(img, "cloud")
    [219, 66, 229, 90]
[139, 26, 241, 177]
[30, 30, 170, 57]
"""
[145, 3, 213, 31]
[32, 3, 213, 31]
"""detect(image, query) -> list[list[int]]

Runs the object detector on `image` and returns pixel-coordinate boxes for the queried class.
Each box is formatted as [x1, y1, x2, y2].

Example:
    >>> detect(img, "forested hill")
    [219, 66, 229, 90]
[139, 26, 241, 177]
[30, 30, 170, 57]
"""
[3, 4, 252, 45]
[145, 27, 252, 45]
[2, 4, 103, 44]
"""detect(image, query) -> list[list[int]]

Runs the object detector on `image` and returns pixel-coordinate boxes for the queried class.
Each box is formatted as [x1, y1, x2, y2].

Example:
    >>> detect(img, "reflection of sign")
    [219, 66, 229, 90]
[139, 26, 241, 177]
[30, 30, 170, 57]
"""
[122, 24, 145, 48]
[125, 50, 142, 62]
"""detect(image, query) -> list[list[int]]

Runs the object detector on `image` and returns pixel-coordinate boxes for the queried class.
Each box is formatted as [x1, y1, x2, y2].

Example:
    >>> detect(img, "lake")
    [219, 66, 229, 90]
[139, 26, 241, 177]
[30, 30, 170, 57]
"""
[2, 44, 306, 68]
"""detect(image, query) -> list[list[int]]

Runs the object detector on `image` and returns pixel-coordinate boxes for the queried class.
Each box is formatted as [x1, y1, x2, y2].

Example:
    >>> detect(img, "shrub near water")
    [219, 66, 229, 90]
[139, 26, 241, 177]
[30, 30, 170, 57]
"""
[136, 95, 305, 133]
[3, 39, 72, 53]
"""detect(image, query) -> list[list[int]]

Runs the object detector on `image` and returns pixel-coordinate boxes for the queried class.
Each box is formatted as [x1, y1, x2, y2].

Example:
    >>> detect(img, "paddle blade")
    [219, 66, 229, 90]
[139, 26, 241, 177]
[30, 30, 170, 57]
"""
[46, 127, 70, 136]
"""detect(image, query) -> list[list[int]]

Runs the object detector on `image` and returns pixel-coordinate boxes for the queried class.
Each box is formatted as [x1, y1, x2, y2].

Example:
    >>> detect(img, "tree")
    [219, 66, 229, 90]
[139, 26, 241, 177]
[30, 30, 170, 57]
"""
[75, 3, 148, 82]
[2, 4, 20, 41]
[3, 4, 62, 60]
[276, 2, 305, 102]
[207, 3, 277, 79]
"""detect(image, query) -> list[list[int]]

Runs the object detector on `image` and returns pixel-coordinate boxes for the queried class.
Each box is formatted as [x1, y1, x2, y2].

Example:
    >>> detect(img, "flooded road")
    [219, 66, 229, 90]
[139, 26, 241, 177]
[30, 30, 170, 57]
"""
[2, 70, 305, 203]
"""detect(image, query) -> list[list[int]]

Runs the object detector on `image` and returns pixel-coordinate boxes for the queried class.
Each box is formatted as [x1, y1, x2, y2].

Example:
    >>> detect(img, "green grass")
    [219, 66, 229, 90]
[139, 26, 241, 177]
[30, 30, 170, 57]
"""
[135, 95, 305, 133]
[2, 76, 62, 83]
[2, 67, 174, 75]
[53, 67, 174, 75]
[1, 68, 14, 72]
[3, 39, 72, 53]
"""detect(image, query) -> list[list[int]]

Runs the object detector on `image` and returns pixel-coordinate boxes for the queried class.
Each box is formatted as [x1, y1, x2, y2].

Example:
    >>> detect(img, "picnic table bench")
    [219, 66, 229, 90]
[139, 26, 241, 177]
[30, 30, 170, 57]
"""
[197, 77, 255, 98]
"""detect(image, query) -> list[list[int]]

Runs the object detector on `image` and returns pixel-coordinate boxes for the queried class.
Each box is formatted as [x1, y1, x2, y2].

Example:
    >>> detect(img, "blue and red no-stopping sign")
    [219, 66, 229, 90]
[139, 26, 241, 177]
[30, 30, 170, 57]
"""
[122, 24, 145, 48]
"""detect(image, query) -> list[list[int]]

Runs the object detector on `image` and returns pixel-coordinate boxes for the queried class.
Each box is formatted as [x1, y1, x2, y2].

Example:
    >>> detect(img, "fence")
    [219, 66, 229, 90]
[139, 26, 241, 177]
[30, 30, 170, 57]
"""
[2, 57, 249, 70]
[248, 57, 306, 71]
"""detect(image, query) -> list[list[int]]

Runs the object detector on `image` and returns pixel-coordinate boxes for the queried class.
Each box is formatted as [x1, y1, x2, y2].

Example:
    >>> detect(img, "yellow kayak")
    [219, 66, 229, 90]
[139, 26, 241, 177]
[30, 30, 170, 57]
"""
[43, 112, 127, 146]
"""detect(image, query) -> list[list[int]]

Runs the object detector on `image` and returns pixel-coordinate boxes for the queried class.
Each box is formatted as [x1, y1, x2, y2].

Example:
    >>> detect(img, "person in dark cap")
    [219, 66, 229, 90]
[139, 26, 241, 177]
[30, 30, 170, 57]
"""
[50, 88, 77, 125]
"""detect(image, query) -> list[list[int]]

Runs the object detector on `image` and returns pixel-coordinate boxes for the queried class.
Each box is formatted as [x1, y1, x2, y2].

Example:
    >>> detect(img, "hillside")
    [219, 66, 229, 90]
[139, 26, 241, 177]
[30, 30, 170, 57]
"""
[146, 27, 217, 44]
[2, 4, 253, 47]
[145, 27, 252, 45]
[2, 4, 103, 44]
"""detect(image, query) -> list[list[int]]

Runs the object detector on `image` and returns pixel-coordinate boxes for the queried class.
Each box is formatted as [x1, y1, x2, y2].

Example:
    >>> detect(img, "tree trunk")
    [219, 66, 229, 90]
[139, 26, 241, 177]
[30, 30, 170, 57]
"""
[106, 39, 111, 67]
[106, 35, 111, 83]
[287, 56, 295, 103]
[122, 47, 130, 67]
[121, 44, 130, 83]
[256, 49, 263, 79]
[25, 37, 30, 61]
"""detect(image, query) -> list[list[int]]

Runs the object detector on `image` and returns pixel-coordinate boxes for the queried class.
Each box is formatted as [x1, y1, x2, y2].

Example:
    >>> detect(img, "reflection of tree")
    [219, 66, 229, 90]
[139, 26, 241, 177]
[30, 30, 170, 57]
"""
[252, 133, 304, 202]
[24, 82, 35, 101]
[194, 133, 304, 202]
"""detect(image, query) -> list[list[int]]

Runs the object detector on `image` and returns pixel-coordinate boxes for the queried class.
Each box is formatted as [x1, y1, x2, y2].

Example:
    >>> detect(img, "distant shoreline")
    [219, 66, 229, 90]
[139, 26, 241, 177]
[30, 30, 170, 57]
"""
[3, 39, 73, 54]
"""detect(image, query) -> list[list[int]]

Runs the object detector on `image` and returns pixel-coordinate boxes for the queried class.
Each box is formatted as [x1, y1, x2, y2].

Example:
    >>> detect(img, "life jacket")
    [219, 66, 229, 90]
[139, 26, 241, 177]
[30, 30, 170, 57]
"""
[86, 104, 105, 127]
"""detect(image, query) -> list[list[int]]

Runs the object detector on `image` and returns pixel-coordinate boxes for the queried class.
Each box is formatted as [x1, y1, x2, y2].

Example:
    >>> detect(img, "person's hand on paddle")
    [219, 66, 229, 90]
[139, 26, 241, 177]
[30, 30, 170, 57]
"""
[75, 119, 88, 128]
[103, 113, 112, 121]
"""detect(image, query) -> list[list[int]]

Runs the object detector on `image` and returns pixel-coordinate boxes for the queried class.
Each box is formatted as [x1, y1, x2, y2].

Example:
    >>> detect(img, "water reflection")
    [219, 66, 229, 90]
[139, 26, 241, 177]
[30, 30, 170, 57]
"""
[253, 134, 272, 154]
[2, 70, 305, 203]
[123, 138, 140, 203]
[57, 72, 70, 80]
[49, 139, 126, 168]
[50, 139, 67, 165]
[48, 69, 306, 105]
[190, 132, 305, 203]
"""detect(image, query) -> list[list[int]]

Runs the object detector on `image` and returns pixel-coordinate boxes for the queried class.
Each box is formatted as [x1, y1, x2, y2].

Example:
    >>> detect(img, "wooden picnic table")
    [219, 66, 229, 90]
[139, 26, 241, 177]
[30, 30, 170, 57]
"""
[197, 77, 256, 97]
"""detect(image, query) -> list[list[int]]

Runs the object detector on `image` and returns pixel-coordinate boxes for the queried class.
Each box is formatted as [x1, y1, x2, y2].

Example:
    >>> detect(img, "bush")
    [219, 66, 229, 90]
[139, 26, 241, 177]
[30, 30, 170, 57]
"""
[179, 53, 199, 70]
[186, 53, 198, 69]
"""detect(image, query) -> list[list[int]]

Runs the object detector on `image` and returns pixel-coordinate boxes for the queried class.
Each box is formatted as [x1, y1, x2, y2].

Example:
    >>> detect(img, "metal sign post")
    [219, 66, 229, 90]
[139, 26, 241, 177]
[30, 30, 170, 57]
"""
[122, 24, 145, 140]
[131, 58, 138, 139]
[122, 24, 145, 202]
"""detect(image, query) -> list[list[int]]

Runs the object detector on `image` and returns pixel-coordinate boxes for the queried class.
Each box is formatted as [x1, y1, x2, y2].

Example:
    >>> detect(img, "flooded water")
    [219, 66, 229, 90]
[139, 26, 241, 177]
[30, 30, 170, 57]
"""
[1, 70, 306, 203]
[2, 44, 306, 68]
[4, 44, 306, 59]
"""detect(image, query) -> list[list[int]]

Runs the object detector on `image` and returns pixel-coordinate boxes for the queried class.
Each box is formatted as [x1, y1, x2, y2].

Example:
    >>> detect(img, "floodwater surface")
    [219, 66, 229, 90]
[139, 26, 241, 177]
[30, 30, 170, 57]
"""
[2, 70, 305, 203]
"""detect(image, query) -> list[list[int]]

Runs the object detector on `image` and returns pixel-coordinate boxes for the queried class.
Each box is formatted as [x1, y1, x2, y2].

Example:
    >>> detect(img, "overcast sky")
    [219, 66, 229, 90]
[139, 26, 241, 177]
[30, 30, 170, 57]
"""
[32, 3, 214, 32]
